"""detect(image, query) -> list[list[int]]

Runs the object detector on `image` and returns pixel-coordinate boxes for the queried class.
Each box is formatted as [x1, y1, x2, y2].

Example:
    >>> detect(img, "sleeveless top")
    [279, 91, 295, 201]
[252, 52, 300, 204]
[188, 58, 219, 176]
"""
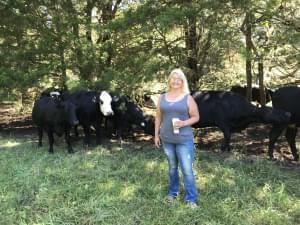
[159, 93, 194, 143]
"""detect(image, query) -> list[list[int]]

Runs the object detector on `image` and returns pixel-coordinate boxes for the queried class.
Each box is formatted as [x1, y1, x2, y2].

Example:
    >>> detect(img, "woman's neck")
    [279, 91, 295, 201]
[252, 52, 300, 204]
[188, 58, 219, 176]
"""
[169, 89, 182, 96]
[166, 90, 184, 102]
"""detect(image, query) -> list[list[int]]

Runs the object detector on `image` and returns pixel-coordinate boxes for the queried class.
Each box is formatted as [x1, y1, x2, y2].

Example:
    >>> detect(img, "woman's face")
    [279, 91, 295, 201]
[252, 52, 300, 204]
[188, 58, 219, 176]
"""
[169, 74, 183, 90]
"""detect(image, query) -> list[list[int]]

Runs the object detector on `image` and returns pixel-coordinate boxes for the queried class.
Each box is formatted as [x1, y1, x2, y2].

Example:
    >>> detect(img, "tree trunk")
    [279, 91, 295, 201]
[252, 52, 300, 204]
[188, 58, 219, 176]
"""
[245, 12, 253, 102]
[258, 59, 266, 106]
[85, 0, 95, 42]
[185, 16, 198, 89]
[198, 31, 212, 78]
[59, 46, 67, 90]
[96, 1, 122, 67]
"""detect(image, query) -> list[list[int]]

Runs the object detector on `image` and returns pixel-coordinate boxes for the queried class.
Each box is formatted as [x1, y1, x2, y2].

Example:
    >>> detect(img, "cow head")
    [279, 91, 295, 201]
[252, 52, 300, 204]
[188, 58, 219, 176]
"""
[61, 101, 79, 126]
[111, 94, 151, 132]
[122, 97, 149, 129]
[99, 91, 114, 116]
[143, 115, 155, 135]
[258, 106, 291, 124]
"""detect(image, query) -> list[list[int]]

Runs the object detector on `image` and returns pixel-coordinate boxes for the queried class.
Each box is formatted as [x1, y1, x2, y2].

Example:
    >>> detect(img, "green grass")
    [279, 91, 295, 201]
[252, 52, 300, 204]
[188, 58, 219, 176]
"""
[0, 136, 299, 225]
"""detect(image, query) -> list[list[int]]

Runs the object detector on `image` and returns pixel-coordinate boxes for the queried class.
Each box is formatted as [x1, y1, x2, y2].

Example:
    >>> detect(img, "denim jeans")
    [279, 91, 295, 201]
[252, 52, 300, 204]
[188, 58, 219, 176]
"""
[162, 140, 198, 203]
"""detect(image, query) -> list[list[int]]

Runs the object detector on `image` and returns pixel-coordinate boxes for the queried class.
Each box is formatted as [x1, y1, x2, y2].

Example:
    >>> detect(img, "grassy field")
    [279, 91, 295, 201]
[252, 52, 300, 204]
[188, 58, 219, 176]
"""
[0, 135, 299, 225]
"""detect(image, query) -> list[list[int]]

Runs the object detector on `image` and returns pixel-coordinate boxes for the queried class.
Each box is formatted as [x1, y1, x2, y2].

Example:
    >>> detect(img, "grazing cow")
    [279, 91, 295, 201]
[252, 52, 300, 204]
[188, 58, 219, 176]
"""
[107, 94, 152, 143]
[144, 114, 155, 136]
[191, 91, 291, 152]
[69, 90, 114, 146]
[32, 97, 79, 153]
[268, 86, 300, 161]
[230, 85, 273, 105]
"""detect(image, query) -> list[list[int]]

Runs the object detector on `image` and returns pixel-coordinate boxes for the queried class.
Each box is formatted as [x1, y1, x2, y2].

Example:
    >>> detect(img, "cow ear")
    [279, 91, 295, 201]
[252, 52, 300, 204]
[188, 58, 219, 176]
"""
[113, 96, 119, 102]
[118, 102, 127, 111]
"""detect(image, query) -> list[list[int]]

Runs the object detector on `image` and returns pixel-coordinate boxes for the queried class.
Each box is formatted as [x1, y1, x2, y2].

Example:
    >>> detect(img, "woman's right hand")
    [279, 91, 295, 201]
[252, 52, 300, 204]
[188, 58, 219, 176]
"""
[154, 135, 161, 148]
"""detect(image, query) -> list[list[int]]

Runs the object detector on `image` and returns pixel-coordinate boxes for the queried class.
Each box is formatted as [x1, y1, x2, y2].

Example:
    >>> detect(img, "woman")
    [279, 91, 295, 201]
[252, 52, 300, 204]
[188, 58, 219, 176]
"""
[155, 68, 200, 208]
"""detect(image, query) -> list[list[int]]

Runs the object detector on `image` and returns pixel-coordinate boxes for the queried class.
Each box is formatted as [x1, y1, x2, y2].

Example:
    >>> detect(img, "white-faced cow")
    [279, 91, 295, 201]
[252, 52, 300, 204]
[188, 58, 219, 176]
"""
[191, 91, 291, 152]
[32, 96, 79, 153]
[268, 86, 300, 161]
[69, 90, 113, 146]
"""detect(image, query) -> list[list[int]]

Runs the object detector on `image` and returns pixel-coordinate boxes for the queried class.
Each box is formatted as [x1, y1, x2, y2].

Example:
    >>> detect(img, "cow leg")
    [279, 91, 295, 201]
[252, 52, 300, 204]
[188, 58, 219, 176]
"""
[65, 128, 74, 154]
[47, 131, 55, 153]
[83, 125, 91, 146]
[285, 126, 299, 161]
[37, 127, 43, 147]
[112, 120, 118, 137]
[219, 124, 231, 152]
[74, 125, 79, 137]
[268, 124, 285, 160]
[95, 123, 102, 145]
[104, 117, 113, 137]
[116, 127, 123, 147]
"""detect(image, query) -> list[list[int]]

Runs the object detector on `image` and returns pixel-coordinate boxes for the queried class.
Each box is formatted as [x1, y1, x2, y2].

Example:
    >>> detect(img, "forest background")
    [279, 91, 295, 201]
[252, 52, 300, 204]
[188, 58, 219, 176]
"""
[0, 0, 299, 109]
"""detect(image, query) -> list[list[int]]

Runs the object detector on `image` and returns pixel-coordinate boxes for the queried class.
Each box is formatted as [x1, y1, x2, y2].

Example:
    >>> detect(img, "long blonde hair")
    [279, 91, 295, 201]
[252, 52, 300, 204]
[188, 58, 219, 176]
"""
[167, 68, 190, 94]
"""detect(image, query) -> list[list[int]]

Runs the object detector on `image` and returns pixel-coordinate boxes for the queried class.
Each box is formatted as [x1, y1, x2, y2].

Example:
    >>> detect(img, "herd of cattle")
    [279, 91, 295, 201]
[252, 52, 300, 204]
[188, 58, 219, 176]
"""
[32, 86, 300, 161]
[32, 90, 154, 153]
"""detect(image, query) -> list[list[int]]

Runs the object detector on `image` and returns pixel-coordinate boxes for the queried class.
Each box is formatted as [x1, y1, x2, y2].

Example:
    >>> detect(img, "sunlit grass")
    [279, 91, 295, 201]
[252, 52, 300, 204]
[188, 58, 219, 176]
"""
[0, 140, 21, 148]
[0, 135, 299, 225]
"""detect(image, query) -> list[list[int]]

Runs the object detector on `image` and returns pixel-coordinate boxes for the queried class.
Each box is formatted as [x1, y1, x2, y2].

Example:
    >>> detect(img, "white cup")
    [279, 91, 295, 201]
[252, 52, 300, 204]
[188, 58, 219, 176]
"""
[172, 118, 180, 134]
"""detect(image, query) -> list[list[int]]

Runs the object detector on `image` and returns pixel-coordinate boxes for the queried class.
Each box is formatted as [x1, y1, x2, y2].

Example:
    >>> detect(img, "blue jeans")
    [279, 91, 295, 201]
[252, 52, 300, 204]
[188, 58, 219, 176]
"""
[162, 140, 198, 203]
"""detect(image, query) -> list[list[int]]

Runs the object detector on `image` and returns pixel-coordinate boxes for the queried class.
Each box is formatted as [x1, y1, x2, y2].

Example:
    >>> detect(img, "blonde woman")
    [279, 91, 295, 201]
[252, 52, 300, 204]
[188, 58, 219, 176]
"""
[155, 68, 200, 208]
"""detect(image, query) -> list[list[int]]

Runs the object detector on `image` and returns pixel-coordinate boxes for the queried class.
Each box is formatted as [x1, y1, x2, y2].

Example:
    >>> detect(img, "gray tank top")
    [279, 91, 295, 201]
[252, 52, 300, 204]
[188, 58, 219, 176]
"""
[159, 93, 194, 143]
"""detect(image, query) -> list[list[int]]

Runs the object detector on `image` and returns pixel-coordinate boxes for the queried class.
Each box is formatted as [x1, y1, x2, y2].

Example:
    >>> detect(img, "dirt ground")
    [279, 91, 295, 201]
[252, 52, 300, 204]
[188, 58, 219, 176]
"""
[1, 103, 299, 167]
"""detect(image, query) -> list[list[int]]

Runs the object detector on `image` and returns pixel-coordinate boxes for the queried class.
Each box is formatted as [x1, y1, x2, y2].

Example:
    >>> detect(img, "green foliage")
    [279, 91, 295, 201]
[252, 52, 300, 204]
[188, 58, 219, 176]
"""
[0, 0, 298, 103]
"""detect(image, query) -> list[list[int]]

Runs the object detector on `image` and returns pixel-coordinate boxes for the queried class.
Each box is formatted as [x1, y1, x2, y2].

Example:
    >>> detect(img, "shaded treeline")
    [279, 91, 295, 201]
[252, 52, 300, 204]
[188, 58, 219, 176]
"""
[0, 0, 299, 107]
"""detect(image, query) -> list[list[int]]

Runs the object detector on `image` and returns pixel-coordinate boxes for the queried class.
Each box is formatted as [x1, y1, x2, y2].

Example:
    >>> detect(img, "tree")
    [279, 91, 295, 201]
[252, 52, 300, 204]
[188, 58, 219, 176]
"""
[236, 0, 299, 104]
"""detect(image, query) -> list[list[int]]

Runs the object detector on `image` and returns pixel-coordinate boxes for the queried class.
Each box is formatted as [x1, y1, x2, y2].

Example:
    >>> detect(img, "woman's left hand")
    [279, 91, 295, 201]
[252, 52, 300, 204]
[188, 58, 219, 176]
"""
[174, 120, 187, 128]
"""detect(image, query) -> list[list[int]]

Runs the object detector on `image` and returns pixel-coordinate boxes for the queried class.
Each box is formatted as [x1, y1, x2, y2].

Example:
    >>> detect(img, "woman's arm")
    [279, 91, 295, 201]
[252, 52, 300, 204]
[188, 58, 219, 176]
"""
[176, 95, 200, 128]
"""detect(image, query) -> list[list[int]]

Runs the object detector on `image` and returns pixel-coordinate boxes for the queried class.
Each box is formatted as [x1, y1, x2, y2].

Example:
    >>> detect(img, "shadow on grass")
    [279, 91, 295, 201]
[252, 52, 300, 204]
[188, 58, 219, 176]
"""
[0, 131, 299, 225]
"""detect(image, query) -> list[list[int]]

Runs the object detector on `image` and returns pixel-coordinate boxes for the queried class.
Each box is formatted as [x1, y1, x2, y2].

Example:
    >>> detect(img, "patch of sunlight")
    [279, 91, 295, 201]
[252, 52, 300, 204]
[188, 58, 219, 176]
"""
[96, 180, 115, 190]
[200, 176, 209, 185]
[249, 208, 289, 225]
[255, 183, 272, 201]
[84, 161, 96, 169]
[201, 174, 215, 189]
[145, 161, 161, 171]
[224, 177, 236, 186]
[1, 141, 20, 148]
[120, 185, 137, 199]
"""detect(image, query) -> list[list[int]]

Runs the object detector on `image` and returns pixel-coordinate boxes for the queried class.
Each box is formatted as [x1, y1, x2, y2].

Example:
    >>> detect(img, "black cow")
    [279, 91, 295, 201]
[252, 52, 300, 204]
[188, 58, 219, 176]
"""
[40, 87, 65, 100]
[106, 94, 152, 143]
[268, 86, 300, 161]
[230, 85, 273, 105]
[144, 114, 155, 136]
[69, 90, 114, 146]
[32, 97, 79, 153]
[191, 91, 290, 152]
